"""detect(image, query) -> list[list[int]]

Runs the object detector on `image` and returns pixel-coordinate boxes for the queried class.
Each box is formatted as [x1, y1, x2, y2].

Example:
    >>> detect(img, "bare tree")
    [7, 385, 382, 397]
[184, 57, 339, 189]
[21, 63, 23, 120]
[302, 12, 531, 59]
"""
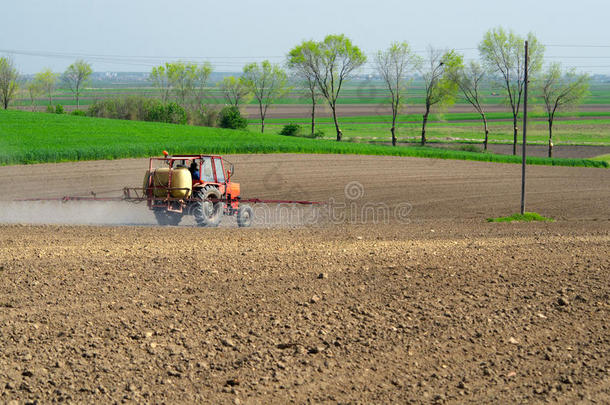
[218, 76, 251, 107]
[0, 56, 19, 110]
[450, 61, 491, 150]
[479, 27, 544, 155]
[375, 42, 420, 146]
[419, 47, 461, 146]
[242, 61, 288, 133]
[26, 80, 42, 111]
[63, 59, 92, 109]
[288, 35, 366, 141]
[34, 68, 59, 106]
[540, 63, 589, 157]
[287, 48, 322, 136]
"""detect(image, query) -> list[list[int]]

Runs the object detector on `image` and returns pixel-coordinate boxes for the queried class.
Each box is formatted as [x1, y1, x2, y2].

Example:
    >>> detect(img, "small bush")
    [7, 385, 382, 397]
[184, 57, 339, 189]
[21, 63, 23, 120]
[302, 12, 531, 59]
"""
[71, 110, 86, 117]
[55, 104, 65, 114]
[279, 123, 302, 136]
[456, 144, 483, 153]
[217, 106, 248, 130]
[45, 105, 55, 113]
[312, 129, 325, 138]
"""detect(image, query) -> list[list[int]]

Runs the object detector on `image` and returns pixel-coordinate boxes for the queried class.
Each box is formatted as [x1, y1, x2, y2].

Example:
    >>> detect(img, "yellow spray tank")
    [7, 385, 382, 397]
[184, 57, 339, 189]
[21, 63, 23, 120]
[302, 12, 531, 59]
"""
[143, 167, 192, 198]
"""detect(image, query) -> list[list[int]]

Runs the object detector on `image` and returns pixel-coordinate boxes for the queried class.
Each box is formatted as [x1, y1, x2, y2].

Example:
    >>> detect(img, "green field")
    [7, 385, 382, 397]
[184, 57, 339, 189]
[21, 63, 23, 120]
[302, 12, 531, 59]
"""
[1, 110, 607, 168]
[250, 113, 610, 146]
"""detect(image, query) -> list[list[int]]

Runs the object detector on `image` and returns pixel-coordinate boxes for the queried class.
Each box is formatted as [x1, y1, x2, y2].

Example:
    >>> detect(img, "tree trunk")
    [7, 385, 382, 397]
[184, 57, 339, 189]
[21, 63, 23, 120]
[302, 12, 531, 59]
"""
[391, 111, 397, 147]
[512, 114, 518, 155]
[421, 105, 430, 146]
[311, 97, 316, 135]
[259, 102, 266, 133]
[482, 113, 489, 151]
[548, 120, 553, 158]
[331, 105, 341, 141]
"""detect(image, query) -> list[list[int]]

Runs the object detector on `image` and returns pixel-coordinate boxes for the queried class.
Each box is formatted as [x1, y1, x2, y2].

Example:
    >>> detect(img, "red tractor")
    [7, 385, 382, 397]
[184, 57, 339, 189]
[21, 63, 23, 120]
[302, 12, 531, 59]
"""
[135, 152, 252, 227]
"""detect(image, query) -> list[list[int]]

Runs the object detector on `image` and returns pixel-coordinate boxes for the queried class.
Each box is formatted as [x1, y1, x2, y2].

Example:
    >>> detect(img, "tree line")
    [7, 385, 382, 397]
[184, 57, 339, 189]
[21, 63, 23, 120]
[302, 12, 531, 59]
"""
[0, 27, 590, 157]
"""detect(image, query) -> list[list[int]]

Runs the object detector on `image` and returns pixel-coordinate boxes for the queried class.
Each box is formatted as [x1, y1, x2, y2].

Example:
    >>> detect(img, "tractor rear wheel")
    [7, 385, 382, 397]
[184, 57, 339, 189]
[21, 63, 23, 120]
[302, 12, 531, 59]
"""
[193, 186, 223, 227]
[237, 205, 253, 228]
[153, 209, 182, 226]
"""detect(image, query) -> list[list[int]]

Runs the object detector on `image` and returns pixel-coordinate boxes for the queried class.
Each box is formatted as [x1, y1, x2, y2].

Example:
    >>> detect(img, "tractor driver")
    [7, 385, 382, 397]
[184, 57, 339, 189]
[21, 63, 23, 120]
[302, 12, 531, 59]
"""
[189, 161, 200, 181]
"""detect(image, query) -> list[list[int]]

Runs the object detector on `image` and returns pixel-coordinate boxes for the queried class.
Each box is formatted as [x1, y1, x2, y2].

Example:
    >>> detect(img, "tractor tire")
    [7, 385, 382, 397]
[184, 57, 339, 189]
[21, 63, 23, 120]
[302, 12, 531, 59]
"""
[193, 186, 223, 227]
[237, 205, 253, 228]
[153, 208, 182, 226]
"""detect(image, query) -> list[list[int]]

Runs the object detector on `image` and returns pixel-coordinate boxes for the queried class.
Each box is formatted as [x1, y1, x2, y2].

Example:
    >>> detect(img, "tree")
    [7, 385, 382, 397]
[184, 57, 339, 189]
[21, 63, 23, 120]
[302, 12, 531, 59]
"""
[166, 61, 197, 107]
[34, 68, 59, 106]
[150, 64, 171, 103]
[242, 61, 288, 133]
[63, 59, 92, 109]
[540, 63, 589, 158]
[479, 27, 544, 155]
[289, 35, 366, 141]
[193, 62, 213, 108]
[419, 47, 461, 146]
[218, 76, 251, 107]
[26, 80, 42, 111]
[450, 61, 491, 150]
[287, 45, 323, 136]
[375, 42, 420, 146]
[0, 56, 19, 110]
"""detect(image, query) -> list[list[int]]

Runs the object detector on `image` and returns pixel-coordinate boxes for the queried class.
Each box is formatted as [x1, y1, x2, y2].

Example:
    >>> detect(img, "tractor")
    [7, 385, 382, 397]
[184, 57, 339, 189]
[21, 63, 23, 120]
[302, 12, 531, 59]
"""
[134, 152, 252, 227]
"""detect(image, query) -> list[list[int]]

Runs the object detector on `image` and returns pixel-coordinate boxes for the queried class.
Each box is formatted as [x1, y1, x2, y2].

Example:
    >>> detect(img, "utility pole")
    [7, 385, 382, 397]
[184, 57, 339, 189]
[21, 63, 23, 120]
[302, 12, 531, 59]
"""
[521, 41, 528, 215]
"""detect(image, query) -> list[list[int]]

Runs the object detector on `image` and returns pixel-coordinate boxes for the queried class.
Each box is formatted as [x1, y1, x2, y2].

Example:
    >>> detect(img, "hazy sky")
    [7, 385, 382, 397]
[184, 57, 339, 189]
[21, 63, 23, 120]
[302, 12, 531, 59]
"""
[2, 0, 609, 74]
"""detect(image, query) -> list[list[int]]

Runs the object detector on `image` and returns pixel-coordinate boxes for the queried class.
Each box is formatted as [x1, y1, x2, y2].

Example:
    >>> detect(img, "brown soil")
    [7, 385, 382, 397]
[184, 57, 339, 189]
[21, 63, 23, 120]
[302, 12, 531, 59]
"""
[0, 155, 609, 403]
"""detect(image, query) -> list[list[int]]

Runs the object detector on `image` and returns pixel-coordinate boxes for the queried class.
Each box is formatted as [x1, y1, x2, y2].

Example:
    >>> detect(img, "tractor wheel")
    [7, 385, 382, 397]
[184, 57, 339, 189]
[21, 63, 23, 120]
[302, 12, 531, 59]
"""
[237, 205, 253, 228]
[193, 186, 223, 227]
[153, 209, 182, 226]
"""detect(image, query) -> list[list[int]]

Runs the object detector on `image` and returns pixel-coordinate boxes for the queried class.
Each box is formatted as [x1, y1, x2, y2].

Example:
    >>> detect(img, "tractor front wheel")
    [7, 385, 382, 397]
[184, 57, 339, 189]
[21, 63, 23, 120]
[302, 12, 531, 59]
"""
[193, 186, 223, 227]
[237, 205, 253, 228]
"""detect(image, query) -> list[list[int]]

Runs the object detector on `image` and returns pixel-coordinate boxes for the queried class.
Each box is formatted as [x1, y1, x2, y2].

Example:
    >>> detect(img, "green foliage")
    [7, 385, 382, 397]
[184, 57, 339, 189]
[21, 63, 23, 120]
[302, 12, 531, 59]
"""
[45, 105, 55, 113]
[217, 76, 251, 107]
[479, 27, 545, 108]
[487, 212, 554, 222]
[217, 106, 248, 129]
[55, 104, 65, 114]
[87, 96, 186, 124]
[0, 110, 607, 168]
[62, 59, 92, 108]
[34, 68, 59, 105]
[146, 102, 187, 125]
[71, 110, 86, 117]
[242, 60, 288, 132]
[279, 123, 302, 136]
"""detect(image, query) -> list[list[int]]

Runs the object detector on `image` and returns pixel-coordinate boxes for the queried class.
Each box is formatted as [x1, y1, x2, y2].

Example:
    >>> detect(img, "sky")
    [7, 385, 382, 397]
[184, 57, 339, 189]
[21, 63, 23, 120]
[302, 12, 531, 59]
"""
[1, 0, 609, 74]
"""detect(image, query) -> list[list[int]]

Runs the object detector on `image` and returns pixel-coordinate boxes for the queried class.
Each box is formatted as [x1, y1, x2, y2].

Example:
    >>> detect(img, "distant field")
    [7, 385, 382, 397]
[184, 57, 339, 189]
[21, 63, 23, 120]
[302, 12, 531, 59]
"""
[0, 110, 606, 168]
[13, 79, 610, 107]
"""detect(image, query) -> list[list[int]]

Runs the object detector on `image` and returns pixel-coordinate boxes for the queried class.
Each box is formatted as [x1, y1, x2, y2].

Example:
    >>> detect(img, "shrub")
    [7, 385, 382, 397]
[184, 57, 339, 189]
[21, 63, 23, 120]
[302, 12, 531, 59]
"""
[45, 105, 55, 113]
[279, 123, 301, 136]
[457, 144, 483, 153]
[71, 110, 86, 117]
[311, 129, 325, 138]
[55, 104, 65, 114]
[188, 106, 220, 127]
[217, 106, 248, 129]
